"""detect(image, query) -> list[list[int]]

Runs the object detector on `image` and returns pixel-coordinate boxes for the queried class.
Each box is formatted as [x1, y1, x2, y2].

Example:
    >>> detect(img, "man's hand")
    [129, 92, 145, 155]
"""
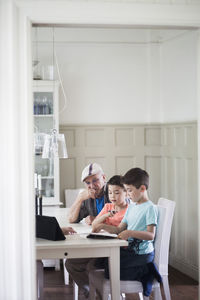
[118, 230, 131, 240]
[62, 226, 77, 235]
[79, 188, 96, 201]
[85, 215, 96, 225]
[68, 188, 97, 223]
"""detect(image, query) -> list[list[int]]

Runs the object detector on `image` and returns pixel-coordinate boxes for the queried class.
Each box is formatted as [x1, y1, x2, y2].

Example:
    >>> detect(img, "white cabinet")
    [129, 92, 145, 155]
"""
[33, 80, 61, 207]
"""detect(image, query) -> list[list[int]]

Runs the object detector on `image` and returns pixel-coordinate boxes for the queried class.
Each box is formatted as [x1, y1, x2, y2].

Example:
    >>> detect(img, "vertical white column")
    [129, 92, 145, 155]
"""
[0, 1, 35, 299]
[197, 29, 200, 285]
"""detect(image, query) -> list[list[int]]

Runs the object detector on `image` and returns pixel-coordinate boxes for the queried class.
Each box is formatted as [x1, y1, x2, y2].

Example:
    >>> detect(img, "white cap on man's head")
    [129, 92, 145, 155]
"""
[81, 163, 104, 182]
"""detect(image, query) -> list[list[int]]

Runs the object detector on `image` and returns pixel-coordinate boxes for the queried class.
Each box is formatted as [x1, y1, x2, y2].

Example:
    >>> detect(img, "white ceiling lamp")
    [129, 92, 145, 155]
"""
[42, 129, 68, 159]
[39, 26, 68, 159]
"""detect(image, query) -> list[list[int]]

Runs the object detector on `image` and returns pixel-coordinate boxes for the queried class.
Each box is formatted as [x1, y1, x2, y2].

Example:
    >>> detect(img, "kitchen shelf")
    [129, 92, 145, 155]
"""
[33, 80, 60, 205]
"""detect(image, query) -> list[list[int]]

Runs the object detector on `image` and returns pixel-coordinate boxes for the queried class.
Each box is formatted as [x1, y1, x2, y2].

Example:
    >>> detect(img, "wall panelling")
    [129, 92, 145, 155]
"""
[60, 121, 198, 280]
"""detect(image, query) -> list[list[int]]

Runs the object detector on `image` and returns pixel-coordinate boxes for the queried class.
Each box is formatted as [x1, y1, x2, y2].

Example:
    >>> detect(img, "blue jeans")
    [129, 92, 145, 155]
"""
[105, 248, 154, 280]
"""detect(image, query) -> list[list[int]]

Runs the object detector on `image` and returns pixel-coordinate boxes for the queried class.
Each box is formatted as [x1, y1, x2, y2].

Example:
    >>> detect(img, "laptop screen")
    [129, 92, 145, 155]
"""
[36, 215, 66, 241]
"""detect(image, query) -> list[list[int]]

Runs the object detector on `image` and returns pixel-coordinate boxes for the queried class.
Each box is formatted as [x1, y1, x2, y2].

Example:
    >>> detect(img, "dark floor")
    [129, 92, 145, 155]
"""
[43, 264, 198, 300]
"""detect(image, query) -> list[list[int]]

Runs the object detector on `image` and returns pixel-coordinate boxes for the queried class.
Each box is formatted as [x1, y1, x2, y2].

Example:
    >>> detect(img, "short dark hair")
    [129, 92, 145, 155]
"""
[122, 168, 149, 189]
[107, 175, 124, 189]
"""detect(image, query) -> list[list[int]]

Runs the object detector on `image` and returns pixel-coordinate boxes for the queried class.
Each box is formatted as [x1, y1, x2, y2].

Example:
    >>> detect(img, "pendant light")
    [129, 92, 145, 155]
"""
[41, 26, 68, 159]
[42, 129, 68, 159]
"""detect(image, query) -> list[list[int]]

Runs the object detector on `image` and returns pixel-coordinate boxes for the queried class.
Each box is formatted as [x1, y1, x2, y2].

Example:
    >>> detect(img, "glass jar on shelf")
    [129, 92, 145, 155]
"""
[34, 133, 46, 155]
[34, 96, 41, 115]
[45, 179, 54, 197]
[42, 96, 50, 115]
[34, 93, 53, 115]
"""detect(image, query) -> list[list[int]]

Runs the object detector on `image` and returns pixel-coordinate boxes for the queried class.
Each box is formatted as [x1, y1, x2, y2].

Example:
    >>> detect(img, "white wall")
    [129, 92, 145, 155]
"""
[33, 28, 158, 124]
[58, 43, 149, 124]
[161, 31, 198, 122]
[33, 27, 197, 125]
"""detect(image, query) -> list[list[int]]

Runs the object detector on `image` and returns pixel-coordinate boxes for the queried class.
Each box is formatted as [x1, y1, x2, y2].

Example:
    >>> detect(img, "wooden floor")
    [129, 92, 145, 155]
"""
[43, 264, 198, 300]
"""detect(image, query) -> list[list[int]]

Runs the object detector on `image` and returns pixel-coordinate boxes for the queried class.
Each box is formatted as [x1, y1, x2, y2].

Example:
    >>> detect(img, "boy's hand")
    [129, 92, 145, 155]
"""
[108, 210, 116, 217]
[92, 223, 104, 233]
[118, 230, 131, 240]
[85, 215, 95, 225]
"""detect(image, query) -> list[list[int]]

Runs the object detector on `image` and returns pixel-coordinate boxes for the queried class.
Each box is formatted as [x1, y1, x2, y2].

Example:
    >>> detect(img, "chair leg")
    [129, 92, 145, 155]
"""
[63, 258, 69, 285]
[139, 292, 144, 300]
[154, 286, 162, 300]
[121, 293, 126, 299]
[162, 276, 171, 300]
[73, 281, 79, 300]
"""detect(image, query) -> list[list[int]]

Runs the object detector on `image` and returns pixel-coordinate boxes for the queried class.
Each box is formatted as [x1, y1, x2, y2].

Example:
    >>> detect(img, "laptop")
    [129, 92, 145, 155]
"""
[36, 215, 66, 241]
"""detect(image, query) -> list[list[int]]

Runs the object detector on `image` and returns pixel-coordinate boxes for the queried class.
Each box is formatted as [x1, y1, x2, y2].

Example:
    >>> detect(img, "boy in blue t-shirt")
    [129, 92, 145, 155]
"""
[93, 168, 161, 296]
[118, 167, 158, 258]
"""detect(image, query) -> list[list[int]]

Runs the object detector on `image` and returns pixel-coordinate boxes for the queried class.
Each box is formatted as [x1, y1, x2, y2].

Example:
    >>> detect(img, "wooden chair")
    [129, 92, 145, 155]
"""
[89, 198, 176, 300]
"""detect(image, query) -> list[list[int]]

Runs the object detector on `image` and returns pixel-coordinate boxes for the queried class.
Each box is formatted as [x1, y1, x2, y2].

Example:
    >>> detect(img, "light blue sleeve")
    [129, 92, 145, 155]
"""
[121, 206, 129, 225]
[146, 204, 158, 226]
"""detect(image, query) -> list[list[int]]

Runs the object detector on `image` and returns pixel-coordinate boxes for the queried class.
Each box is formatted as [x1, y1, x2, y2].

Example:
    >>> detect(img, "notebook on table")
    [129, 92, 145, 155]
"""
[87, 232, 118, 239]
[36, 215, 66, 241]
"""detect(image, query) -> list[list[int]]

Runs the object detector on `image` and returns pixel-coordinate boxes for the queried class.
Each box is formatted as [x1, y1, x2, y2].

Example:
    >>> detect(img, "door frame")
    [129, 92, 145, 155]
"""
[15, 0, 200, 297]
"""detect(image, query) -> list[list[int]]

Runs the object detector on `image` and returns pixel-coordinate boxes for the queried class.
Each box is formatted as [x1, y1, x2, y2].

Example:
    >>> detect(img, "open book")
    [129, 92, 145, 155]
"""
[86, 232, 118, 239]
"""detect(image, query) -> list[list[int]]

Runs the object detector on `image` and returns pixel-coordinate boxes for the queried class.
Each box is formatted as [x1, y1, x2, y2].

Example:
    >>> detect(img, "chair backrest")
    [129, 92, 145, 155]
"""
[154, 198, 176, 276]
[64, 188, 84, 207]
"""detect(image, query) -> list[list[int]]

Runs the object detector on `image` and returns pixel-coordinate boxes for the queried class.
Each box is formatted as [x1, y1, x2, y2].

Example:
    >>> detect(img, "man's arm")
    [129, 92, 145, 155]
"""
[68, 189, 95, 223]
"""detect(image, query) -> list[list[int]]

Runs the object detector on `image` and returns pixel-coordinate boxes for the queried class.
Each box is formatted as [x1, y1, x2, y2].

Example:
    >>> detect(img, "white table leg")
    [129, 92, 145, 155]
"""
[55, 259, 60, 271]
[108, 247, 120, 300]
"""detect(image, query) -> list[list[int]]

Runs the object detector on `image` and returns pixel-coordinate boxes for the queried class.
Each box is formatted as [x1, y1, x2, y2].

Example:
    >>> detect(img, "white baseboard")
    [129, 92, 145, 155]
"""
[169, 255, 198, 281]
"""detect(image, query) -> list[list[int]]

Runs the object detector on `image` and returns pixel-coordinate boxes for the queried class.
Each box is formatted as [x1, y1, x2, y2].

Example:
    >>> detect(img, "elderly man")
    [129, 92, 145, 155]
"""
[66, 163, 109, 298]
[68, 162, 109, 225]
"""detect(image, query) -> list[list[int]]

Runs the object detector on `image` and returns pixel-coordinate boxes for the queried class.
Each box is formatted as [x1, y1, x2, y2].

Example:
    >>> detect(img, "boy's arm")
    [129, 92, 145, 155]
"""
[92, 209, 117, 230]
[118, 224, 156, 241]
[92, 212, 110, 229]
[92, 221, 127, 234]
